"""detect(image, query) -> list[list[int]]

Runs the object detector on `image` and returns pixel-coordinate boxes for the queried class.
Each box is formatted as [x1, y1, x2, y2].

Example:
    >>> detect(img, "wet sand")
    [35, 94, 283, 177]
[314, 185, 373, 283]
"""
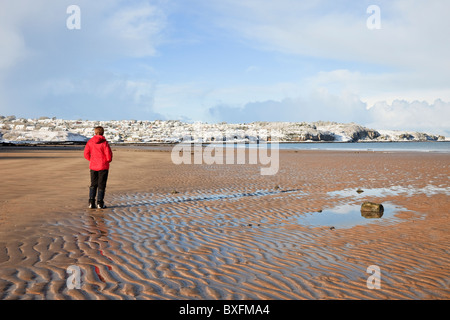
[0, 146, 449, 300]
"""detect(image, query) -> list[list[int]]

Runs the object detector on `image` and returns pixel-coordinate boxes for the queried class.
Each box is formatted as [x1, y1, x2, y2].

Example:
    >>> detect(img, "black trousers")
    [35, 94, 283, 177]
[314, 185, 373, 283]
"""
[90, 170, 109, 191]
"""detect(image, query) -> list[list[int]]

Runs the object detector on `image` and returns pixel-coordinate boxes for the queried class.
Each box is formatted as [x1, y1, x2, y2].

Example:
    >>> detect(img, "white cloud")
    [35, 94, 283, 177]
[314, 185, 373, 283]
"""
[153, 65, 450, 136]
[152, 81, 305, 121]
[208, 92, 450, 136]
[0, 0, 169, 118]
[304, 69, 450, 107]
[0, 1, 44, 73]
[0, 0, 169, 73]
[206, 0, 450, 72]
[1, 0, 449, 135]
[367, 99, 450, 136]
[101, 2, 168, 57]
[0, 27, 27, 71]
[152, 0, 444, 134]
[208, 88, 369, 124]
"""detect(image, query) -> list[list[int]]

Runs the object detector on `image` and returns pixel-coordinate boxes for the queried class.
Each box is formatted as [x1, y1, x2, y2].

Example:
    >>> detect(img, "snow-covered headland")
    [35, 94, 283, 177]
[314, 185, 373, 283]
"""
[0, 115, 447, 144]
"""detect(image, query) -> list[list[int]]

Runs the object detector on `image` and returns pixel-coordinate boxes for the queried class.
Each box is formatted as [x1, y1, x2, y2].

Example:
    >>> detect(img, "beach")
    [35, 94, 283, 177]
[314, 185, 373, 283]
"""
[0, 146, 449, 300]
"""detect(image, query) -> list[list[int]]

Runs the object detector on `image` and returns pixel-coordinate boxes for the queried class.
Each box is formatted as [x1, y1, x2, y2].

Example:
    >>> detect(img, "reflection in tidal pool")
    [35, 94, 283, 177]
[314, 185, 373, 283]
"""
[295, 202, 411, 229]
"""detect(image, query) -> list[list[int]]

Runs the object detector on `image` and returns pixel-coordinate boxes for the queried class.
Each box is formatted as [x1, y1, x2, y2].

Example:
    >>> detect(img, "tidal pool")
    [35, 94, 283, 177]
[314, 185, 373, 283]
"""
[294, 202, 414, 229]
[327, 185, 450, 198]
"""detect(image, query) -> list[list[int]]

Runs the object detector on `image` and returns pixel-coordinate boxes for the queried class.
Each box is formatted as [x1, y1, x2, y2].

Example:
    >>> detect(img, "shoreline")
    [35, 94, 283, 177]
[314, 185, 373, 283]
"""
[2, 139, 450, 145]
[0, 148, 449, 299]
[1, 140, 449, 155]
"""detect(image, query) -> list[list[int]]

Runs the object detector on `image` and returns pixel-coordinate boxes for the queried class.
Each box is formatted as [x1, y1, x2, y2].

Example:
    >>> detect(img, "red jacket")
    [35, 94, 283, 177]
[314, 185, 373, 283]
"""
[84, 135, 113, 171]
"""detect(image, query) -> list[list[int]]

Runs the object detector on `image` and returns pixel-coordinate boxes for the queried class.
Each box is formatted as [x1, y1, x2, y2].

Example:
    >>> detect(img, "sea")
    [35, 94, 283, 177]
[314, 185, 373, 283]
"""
[2, 140, 449, 153]
[276, 141, 450, 153]
[212, 141, 448, 153]
[148, 140, 450, 153]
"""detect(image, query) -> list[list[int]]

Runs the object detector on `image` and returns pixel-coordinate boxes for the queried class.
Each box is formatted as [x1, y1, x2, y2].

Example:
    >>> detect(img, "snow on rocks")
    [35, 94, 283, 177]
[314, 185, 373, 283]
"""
[0, 115, 446, 144]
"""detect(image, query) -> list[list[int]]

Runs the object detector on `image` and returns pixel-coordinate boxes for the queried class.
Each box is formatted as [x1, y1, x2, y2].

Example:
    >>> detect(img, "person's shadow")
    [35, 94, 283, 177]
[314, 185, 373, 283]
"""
[85, 213, 113, 283]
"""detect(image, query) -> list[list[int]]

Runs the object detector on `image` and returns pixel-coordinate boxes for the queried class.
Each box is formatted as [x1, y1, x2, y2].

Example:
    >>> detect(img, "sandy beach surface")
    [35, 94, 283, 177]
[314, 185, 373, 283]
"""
[0, 146, 449, 300]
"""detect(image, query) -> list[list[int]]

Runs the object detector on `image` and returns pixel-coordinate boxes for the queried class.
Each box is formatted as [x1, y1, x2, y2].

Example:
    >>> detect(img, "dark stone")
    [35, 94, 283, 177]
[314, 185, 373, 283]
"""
[361, 201, 384, 219]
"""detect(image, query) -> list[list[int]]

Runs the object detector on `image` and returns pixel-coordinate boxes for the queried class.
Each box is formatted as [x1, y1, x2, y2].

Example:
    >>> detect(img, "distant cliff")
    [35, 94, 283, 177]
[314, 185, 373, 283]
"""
[0, 115, 447, 144]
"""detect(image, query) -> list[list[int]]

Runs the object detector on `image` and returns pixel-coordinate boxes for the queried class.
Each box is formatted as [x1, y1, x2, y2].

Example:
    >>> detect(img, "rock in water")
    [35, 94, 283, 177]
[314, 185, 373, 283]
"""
[361, 201, 384, 212]
[361, 201, 384, 219]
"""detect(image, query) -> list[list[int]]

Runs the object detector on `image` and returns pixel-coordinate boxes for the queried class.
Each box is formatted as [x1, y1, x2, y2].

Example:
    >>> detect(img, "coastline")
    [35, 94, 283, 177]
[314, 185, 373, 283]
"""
[0, 147, 449, 299]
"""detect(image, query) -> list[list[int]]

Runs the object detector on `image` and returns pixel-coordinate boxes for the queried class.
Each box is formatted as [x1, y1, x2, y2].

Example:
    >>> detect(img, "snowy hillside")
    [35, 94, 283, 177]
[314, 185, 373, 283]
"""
[0, 116, 447, 144]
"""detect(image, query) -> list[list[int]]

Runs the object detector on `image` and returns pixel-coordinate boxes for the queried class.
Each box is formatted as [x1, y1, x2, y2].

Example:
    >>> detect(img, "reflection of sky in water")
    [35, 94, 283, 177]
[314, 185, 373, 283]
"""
[328, 185, 450, 198]
[295, 202, 410, 229]
[277, 141, 450, 153]
[304, 184, 450, 229]
[109, 184, 445, 230]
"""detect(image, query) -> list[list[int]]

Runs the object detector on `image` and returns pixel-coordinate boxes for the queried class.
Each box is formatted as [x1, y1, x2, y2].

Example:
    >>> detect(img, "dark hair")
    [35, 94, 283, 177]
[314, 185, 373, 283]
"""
[94, 126, 104, 135]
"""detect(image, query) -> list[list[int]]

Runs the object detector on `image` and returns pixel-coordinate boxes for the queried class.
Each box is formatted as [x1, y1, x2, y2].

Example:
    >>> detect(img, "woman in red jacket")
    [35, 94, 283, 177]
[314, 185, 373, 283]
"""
[84, 126, 113, 209]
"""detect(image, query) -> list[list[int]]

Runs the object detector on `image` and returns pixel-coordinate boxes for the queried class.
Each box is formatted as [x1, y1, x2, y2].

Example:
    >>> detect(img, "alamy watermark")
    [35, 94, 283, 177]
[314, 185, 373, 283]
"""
[66, 5, 381, 31]
[66, 5, 81, 30]
[366, 265, 381, 289]
[170, 129, 280, 175]
[367, 5, 381, 30]
[66, 265, 82, 289]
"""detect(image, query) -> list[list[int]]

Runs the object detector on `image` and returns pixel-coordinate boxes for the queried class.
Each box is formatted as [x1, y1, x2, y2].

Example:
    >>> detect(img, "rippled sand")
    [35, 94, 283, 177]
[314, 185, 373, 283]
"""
[0, 147, 449, 299]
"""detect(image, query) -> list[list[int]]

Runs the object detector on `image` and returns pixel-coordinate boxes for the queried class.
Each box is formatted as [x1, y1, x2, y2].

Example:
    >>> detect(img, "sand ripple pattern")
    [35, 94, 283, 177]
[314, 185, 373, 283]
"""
[1, 186, 449, 300]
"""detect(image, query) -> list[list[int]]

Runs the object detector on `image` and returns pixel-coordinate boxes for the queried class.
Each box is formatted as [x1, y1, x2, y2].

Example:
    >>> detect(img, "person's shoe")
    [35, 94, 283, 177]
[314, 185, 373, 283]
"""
[97, 189, 106, 209]
[88, 199, 96, 209]
[97, 200, 107, 209]
[89, 187, 97, 209]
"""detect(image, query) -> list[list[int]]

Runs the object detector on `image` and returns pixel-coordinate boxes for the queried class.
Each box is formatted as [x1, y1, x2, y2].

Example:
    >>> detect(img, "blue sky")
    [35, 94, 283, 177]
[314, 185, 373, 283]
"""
[1, 0, 449, 135]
